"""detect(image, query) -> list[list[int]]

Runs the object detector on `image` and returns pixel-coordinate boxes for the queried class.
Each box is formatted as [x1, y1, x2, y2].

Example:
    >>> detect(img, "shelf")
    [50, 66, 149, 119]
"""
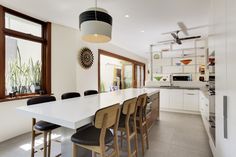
[156, 64, 204, 67]
[160, 47, 205, 52]
[159, 55, 205, 59]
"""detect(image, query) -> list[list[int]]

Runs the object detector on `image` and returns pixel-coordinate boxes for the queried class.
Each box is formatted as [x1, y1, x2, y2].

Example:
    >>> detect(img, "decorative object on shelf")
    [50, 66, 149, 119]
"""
[180, 59, 192, 65]
[79, 0, 112, 43]
[153, 54, 160, 59]
[79, 47, 94, 69]
[209, 57, 215, 65]
[199, 76, 205, 82]
[154, 76, 163, 81]
[199, 65, 205, 74]
[176, 62, 181, 66]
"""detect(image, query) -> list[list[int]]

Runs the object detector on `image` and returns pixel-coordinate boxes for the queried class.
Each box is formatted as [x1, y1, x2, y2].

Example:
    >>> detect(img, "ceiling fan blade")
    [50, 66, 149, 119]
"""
[180, 36, 201, 40]
[176, 39, 182, 45]
[186, 25, 209, 31]
[171, 33, 178, 39]
[177, 22, 189, 36]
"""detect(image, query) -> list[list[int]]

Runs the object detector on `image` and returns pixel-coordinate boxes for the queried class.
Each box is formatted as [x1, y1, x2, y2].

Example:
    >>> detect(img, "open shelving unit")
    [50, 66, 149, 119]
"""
[152, 39, 208, 81]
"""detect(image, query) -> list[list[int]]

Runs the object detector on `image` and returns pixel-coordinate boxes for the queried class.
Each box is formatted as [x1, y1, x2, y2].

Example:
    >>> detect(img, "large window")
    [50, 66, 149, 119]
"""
[0, 6, 51, 101]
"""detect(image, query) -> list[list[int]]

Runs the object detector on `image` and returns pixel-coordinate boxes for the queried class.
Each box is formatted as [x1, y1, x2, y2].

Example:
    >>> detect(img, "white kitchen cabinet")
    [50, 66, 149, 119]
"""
[160, 89, 170, 108]
[183, 90, 199, 111]
[160, 89, 199, 113]
[169, 89, 184, 110]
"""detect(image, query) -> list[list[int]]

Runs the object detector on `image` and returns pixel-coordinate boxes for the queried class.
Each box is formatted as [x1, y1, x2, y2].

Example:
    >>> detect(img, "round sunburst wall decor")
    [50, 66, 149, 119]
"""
[79, 47, 94, 69]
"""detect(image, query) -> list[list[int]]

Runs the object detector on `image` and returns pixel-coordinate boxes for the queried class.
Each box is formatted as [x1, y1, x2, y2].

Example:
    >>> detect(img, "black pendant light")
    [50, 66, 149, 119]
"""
[79, 0, 113, 43]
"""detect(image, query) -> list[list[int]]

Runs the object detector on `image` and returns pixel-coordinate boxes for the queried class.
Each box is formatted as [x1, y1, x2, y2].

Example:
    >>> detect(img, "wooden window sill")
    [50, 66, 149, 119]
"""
[0, 94, 51, 103]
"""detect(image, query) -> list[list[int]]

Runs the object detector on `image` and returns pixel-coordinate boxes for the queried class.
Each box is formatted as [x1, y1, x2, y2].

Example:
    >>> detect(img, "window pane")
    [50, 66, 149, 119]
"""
[5, 36, 42, 95]
[5, 13, 42, 37]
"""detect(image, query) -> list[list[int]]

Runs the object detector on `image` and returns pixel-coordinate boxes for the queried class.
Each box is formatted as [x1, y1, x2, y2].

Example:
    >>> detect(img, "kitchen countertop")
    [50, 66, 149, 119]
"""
[146, 86, 200, 90]
[16, 88, 159, 129]
[146, 86, 210, 99]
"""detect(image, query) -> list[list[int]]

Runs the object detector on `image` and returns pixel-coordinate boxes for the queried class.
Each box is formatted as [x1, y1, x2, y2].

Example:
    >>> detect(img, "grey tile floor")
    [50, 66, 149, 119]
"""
[0, 112, 213, 157]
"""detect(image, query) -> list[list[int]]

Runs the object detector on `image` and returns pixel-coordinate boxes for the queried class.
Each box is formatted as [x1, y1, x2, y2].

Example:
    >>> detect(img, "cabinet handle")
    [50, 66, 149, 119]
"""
[186, 93, 195, 95]
[223, 96, 228, 139]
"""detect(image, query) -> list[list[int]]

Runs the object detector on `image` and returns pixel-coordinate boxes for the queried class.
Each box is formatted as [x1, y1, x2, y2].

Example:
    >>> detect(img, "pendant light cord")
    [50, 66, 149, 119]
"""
[95, 0, 98, 21]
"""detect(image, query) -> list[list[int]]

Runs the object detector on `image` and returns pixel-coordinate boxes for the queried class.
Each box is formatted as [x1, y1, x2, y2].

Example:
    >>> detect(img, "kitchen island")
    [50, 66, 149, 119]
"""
[17, 88, 159, 157]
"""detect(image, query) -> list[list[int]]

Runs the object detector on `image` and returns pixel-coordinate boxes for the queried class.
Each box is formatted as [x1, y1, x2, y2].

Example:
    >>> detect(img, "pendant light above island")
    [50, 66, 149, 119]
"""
[79, 0, 113, 43]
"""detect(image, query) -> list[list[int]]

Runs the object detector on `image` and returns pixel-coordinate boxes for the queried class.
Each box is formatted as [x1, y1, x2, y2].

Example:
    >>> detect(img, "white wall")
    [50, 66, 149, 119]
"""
[76, 40, 147, 94]
[0, 23, 147, 142]
[51, 24, 78, 99]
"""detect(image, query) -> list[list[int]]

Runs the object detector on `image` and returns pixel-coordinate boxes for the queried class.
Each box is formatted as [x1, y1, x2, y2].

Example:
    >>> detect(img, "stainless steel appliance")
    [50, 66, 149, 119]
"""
[208, 78, 216, 145]
[172, 73, 192, 81]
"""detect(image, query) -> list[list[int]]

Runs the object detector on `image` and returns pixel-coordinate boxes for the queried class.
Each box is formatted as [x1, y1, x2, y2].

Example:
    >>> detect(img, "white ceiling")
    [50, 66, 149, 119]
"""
[0, 0, 211, 58]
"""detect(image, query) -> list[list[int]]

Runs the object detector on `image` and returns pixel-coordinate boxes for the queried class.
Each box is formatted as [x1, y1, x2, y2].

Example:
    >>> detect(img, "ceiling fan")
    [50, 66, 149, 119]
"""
[158, 22, 206, 45]
[170, 30, 201, 45]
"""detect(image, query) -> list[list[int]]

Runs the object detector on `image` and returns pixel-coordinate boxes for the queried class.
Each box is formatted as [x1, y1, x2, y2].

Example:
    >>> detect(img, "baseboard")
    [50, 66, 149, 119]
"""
[160, 108, 200, 115]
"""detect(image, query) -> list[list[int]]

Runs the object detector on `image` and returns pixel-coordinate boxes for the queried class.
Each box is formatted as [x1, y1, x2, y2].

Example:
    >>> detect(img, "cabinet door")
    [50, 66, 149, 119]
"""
[160, 89, 170, 108]
[183, 90, 199, 111]
[169, 89, 184, 110]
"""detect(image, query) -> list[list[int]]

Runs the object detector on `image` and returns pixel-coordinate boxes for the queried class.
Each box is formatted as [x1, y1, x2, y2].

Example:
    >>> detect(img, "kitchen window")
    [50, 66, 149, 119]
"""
[0, 6, 51, 101]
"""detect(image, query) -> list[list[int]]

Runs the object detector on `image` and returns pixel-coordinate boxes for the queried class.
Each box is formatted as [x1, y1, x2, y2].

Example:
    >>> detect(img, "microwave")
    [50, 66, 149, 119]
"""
[172, 74, 192, 81]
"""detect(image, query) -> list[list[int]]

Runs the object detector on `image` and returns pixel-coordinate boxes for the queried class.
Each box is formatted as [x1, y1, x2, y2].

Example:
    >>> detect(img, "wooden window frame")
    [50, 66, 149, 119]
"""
[98, 49, 146, 92]
[0, 5, 51, 102]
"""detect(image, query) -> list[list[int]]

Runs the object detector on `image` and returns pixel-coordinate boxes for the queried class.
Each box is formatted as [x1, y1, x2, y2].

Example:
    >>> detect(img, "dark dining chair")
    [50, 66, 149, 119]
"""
[27, 95, 60, 157]
[84, 90, 98, 96]
[61, 92, 81, 100]
[71, 104, 121, 157]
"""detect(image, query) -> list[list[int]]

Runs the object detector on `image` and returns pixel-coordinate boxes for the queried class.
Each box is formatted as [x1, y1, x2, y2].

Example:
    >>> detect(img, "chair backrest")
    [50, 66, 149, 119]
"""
[136, 93, 148, 118]
[27, 95, 56, 106]
[94, 104, 120, 129]
[84, 90, 98, 96]
[122, 97, 138, 115]
[61, 92, 80, 100]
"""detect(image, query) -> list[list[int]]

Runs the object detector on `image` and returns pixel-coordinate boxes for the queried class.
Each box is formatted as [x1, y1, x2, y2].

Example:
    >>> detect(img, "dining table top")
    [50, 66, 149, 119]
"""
[16, 88, 159, 129]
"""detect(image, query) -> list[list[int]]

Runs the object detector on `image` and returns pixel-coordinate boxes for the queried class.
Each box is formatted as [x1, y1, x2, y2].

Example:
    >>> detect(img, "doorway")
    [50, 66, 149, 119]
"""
[98, 50, 145, 92]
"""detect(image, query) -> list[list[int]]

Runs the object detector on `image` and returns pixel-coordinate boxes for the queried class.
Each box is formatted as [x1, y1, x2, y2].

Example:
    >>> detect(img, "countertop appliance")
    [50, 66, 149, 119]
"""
[172, 73, 192, 81]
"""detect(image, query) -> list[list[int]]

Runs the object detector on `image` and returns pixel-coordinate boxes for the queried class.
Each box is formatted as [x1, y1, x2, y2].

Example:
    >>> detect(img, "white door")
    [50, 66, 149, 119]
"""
[169, 89, 184, 110]
[183, 90, 199, 111]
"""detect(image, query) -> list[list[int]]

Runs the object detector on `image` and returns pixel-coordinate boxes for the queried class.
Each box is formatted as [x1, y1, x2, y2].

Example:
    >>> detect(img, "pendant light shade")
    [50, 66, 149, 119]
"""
[79, 8, 112, 43]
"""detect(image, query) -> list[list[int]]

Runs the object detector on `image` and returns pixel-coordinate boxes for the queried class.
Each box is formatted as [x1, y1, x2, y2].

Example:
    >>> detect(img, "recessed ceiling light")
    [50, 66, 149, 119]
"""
[140, 30, 145, 33]
[125, 14, 130, 18]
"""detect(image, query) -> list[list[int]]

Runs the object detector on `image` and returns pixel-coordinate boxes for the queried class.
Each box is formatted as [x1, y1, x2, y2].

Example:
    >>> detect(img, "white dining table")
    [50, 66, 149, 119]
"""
[17, 88, 159, 157]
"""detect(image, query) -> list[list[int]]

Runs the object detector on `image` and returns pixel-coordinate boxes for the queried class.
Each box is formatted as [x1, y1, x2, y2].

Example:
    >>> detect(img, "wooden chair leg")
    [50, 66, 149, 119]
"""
[145, 123, 149, 149]
[100, 146, 106, 157]
[114, 131, 120, 157]
[126, 128, 132, 157]
[31, 130, 36, 157]
[43, 132, 48, 157]
[134, 124, 139, 157]
[48, 131, 52, 157]
[72, 143, 78, 157]
[140, 123, 145, 157]
[120, 131, 123, 148]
